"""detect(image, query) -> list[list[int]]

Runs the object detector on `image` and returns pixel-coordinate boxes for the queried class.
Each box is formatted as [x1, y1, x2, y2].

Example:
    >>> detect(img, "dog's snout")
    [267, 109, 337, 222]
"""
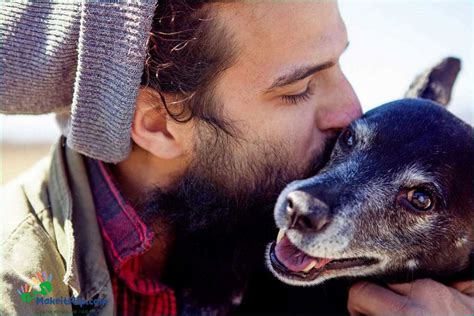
[286, 191, 331, 233]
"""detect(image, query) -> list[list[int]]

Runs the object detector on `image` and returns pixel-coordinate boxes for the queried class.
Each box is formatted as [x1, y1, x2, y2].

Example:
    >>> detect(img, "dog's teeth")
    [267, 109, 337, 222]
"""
[276, 229, 286, 244]
[302, 260, 317, 272]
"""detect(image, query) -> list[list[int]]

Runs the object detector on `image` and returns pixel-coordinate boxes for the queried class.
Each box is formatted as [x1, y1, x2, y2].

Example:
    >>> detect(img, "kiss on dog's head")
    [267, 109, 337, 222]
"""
[267, 98, 474, 286]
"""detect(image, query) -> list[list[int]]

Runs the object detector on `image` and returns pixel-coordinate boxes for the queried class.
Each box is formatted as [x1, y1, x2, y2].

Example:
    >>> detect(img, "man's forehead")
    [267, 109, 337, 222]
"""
[214, 2, 342, 45]
[212, 2, 346, 88]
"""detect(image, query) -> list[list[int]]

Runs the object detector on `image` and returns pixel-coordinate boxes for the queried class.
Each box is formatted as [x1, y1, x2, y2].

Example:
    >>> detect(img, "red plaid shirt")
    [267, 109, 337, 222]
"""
[85, 157, 177, 316]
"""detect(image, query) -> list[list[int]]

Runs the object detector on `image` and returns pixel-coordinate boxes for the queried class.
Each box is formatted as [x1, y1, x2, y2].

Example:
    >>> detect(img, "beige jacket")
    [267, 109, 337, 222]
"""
[0, 137, 115, 315]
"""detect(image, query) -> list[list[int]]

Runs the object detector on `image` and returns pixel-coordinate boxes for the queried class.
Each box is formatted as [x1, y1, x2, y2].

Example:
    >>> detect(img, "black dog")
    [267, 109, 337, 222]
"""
[267, 98, 473, 286]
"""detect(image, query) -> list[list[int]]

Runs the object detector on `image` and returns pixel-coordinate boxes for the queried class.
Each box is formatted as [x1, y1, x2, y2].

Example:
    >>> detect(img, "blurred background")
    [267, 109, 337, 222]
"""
[1, 0, 472, 184]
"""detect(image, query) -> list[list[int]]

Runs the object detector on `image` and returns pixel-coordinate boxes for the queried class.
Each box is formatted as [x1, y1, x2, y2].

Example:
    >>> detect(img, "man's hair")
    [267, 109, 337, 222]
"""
[141, 0, 239, 137]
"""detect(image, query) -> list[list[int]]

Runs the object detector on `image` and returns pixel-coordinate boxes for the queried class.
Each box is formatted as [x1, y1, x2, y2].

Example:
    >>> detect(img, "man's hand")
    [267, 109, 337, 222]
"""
[347, 279, 474, 316]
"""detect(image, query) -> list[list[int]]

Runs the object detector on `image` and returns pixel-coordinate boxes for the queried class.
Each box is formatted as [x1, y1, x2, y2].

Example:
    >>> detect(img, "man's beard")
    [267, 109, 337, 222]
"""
[139, 123, 337, 307]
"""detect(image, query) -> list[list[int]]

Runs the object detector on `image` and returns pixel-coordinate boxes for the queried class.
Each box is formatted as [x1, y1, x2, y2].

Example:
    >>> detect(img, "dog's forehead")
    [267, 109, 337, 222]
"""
[359, 100, 471, 157]
[362, 99, 464, 138]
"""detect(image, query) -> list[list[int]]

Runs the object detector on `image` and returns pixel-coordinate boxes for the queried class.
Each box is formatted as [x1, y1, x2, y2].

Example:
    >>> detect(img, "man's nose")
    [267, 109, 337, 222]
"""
[286, 190, 331, 233]
[316, 68, 362, 131]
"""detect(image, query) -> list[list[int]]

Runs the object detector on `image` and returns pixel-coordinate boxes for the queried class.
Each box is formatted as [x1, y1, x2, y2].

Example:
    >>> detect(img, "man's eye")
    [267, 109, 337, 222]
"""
[281, 84, 314, 105]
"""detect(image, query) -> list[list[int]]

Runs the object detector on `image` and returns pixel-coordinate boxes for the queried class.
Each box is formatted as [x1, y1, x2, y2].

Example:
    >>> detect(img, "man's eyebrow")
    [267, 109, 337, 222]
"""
[265, 42, 350, 93]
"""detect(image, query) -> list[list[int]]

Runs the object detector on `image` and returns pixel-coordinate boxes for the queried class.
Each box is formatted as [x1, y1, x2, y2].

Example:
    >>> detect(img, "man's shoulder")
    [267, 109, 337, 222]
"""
[0, 154, 73, 315]
[0, 156, 52, 243]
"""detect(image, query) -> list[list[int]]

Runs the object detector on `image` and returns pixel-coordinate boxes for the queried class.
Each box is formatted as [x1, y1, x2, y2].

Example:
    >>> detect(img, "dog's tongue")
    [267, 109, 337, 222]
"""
[275, 235, 332, 272]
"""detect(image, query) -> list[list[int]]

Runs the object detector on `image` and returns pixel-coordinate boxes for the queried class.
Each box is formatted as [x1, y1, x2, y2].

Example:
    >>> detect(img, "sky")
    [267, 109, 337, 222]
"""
[1, 0, 472, 143]
[339, 0, 473, 122]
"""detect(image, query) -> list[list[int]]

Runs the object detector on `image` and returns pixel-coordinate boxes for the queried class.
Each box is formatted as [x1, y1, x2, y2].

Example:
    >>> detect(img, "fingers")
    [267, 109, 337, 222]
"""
[451, 280, 474, 297]
[387, 283, 415, 296]
[348, 281, 412, 316]
[449, 281, 474, 313]
[348, 279, 474, 316]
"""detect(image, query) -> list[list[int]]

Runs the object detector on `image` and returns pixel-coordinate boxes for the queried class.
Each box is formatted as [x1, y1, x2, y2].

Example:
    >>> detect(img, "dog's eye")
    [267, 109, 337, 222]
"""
[407, 189, 433, 211]
[341, 129, 354, 147]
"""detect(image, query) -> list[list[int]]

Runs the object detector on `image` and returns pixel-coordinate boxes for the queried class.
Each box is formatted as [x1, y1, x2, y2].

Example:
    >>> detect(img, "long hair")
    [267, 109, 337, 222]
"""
[141, 0, 239, 137]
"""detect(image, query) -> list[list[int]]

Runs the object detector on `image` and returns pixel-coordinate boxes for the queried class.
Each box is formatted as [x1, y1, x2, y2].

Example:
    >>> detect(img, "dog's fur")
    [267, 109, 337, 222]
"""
[266, 98, 474, 286]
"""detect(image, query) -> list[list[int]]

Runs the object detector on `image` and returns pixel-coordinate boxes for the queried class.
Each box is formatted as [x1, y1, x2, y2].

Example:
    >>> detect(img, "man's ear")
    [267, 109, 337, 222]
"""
[131, 88, 185, 160]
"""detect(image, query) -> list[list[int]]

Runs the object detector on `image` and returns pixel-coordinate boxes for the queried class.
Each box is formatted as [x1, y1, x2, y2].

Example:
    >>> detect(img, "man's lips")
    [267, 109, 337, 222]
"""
[270, 230, 378, 280]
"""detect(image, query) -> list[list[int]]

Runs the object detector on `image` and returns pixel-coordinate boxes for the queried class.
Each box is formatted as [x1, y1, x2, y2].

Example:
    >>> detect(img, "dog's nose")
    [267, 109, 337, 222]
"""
[286, 190, 330, 232]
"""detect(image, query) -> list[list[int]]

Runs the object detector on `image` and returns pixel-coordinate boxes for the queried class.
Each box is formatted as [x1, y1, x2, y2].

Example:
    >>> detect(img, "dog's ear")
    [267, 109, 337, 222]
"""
[404, 57, 461, 107]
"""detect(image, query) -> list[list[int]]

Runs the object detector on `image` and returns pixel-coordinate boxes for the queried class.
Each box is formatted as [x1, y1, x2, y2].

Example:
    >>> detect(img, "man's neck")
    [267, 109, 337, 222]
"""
[108, 146, 183, 282]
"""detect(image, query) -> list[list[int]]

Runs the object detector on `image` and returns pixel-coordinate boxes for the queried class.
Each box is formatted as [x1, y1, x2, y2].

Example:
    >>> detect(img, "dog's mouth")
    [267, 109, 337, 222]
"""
[269, 231, 379, 282]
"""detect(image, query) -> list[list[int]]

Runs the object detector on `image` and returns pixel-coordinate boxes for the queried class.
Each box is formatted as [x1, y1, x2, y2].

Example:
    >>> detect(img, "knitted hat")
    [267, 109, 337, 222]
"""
[0, 1, 156, 163]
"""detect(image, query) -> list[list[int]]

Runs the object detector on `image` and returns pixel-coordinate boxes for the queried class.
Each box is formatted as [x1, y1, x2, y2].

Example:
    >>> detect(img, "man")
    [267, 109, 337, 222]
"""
[1, 1, 472, 315]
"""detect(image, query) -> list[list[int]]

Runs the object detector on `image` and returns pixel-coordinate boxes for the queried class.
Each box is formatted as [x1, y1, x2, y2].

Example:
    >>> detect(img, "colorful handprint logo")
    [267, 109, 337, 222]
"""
[17, 271, 53, 303]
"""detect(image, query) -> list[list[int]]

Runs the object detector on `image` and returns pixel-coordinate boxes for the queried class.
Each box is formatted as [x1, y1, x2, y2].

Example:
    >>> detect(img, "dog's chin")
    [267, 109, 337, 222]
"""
[265, 242, 381, 287]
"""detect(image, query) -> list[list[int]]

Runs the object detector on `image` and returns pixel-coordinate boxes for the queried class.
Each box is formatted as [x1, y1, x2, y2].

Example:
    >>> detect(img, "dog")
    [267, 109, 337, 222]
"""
[266, 98, 473, 287]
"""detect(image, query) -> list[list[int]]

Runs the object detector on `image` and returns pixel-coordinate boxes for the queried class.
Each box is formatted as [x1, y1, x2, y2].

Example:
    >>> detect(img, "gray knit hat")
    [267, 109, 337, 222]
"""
[0, 1, 156, 163]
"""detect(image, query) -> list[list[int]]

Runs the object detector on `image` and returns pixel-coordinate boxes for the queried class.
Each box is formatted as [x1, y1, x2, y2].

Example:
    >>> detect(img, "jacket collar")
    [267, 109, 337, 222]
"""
[44, 137, 111, 301]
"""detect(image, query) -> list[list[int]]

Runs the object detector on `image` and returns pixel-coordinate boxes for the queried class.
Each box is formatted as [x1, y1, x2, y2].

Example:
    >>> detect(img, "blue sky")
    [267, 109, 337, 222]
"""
[1, 0, 472, 143]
